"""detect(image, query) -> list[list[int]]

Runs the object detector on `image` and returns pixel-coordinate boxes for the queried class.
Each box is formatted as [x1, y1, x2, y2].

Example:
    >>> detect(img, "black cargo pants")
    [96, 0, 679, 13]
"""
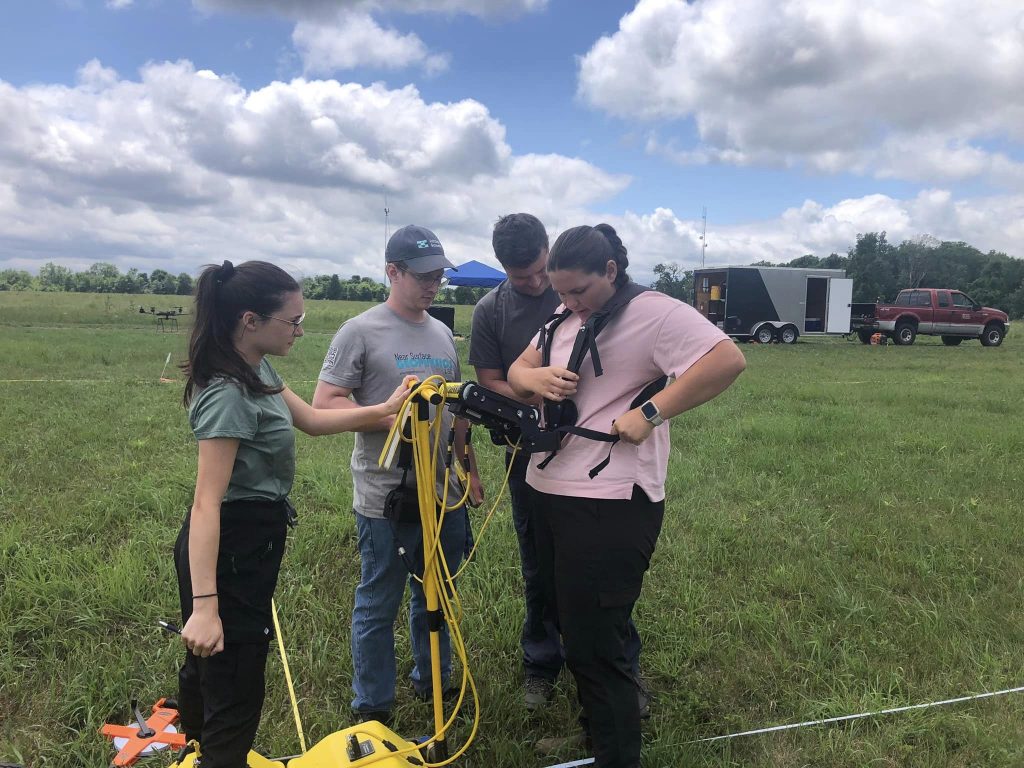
[533, 485, 664, 768]
[173, 498, 289, 768]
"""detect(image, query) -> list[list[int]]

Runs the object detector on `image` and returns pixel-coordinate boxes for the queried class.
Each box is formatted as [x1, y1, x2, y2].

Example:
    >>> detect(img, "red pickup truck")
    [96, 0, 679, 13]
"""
[852, 288, 1010, 346]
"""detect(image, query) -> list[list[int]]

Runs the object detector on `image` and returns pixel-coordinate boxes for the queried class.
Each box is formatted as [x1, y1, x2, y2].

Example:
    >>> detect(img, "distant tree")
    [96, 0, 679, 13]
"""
[149, 269, 177, 295]
[115, 267, 145, 294]
[846, 232, 899, 302]
[326, 274, 343, 300]
[78, 262, 121, 293]
[176, 273, 194, 295]
[787, 254, 823, 268]
[0, 269, 34, 291]
[38, 262, 74, 291]
[301, 274, 327, 300]
[652, 263, 693, 302]
[453, 286, 476, 305]
[820, 252, 848, 270]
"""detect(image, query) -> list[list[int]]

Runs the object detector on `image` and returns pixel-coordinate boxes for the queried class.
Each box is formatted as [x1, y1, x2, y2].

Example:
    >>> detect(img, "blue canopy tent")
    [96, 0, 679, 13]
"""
[444, 259, 506, 288]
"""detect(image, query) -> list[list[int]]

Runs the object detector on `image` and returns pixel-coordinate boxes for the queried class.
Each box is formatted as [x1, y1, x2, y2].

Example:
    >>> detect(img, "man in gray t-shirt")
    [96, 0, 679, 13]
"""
[319, 302, 464, 516]
[313, 224, 481, 723]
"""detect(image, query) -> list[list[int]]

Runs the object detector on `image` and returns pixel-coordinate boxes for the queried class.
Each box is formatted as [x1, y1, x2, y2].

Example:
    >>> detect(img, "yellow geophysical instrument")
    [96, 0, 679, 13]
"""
[155, 375, 552, 768]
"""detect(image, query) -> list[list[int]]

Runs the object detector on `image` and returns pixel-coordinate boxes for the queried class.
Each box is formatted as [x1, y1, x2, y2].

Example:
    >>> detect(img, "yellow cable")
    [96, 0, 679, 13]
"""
[451, 443, 518, 580]
[271, 598, 307, 754]
[368, 376, 521, 765]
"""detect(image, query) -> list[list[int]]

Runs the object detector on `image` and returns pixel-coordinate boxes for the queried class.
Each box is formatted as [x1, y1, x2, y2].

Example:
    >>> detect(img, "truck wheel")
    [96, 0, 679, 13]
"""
[941, 336, 963, 346]
[858, 330, 873, 344]
[894, 323, 916, 345]
[755, 325, 775, 344]
[779, 326, 799, 344]
[980, 323, 1005, 347]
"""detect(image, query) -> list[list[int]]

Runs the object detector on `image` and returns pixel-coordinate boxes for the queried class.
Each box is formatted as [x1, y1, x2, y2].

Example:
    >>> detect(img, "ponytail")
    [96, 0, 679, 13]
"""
[182, 260, 299, 406]
[547, 223, 630, 287]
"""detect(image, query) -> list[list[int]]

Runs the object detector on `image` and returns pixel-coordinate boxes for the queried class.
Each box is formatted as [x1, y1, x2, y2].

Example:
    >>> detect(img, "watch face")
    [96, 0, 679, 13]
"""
[641, 401, 658, 419]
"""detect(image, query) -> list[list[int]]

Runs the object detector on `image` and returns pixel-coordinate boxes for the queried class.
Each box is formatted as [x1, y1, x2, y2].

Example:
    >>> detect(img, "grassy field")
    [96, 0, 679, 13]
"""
[1, 292, 1022, 767]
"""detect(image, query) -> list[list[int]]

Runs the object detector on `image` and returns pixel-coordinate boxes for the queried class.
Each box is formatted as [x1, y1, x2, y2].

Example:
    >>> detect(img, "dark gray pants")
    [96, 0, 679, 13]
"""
[507, 451, 563, 681]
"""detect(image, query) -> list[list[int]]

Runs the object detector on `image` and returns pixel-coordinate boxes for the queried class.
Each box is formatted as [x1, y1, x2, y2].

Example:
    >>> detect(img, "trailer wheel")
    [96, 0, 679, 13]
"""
[858, 330, 873, 344]
[941, 336, 963, 346]
[754, 325, 775, 344]
[779, 326, 799, 344]
[894, 322, 916, 345]
[980, 323, 1005, 347]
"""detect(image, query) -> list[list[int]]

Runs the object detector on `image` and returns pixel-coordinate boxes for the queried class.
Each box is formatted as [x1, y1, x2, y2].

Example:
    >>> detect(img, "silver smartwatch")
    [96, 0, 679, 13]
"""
[640, 399, 664, 426]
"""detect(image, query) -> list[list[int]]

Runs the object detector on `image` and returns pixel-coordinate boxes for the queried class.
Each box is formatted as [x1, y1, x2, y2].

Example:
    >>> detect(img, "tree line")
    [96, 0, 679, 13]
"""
[651, 233, 1024, 318]
[5, 233, 1022, 316]
[0, 263, 490, 304]
[0, 262, 193, 295]
[300, 273, 489, 305]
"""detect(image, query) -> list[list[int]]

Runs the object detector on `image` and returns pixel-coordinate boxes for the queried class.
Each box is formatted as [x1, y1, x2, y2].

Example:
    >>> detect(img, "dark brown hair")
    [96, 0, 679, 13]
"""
[182, 260, 299, 406]
[492, 213, 549, 269]
[547, 223, 630, 288]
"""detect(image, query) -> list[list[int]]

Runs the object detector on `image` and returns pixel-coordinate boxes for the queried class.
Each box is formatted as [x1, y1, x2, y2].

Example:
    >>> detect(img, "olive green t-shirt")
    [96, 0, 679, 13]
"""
[189, 358, 295, 502]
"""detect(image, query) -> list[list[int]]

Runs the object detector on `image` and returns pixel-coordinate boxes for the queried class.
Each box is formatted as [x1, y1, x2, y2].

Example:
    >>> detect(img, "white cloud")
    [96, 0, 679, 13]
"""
[196, 0, 549, 74]
[193, 0, 547, 21]
[293, 11, 449, 75]
[2, 58, 1021, 282]
[580, 0, 1024, 186]
[106, 0, 134, 8]
[604, 190, 1024, 280]
[0, 60, 622, 277]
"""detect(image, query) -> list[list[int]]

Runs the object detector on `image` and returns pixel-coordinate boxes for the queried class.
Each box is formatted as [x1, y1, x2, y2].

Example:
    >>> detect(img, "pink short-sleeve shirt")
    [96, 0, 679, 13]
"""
[526, 291, 731, 501]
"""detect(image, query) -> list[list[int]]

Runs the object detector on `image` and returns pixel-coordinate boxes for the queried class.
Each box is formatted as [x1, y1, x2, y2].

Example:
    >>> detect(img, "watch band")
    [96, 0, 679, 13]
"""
[641, 400, 664, 427]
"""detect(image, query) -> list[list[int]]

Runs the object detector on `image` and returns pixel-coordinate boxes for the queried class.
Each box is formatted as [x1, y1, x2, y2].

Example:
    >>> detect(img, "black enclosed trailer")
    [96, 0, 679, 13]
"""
[692, 266, 853, 343]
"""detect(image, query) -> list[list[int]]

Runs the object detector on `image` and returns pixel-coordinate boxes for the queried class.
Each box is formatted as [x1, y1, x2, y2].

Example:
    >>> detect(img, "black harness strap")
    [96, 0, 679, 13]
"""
[537, 282, 652, 475]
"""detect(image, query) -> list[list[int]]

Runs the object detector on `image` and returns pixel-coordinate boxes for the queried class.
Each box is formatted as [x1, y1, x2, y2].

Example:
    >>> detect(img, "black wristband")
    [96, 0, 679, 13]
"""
[192, 593, 218, 600]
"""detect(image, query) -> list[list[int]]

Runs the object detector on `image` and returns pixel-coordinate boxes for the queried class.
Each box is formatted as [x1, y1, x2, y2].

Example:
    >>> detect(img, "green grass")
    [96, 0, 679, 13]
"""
[1, 293, 1022, 767]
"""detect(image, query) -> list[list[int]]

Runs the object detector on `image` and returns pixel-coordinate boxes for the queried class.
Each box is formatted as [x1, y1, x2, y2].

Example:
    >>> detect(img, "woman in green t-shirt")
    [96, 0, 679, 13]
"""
[175, 260, 411, 767]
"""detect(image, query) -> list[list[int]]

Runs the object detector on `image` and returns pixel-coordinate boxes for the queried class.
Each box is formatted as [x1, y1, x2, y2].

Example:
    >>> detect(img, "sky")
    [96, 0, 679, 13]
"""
[1, 0, 1023, 282]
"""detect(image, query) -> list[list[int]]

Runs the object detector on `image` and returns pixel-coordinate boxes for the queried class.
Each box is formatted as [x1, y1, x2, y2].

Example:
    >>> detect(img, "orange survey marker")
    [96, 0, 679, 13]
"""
[100, 697, 186, 767]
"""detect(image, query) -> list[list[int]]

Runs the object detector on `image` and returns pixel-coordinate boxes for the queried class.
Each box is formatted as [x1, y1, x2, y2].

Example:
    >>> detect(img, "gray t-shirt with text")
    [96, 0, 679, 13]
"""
[319, 303, 464, 519]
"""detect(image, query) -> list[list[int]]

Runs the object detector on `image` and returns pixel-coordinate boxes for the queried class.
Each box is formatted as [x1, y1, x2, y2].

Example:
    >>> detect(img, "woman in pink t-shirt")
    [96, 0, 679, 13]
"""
[508, 224, 746, 768]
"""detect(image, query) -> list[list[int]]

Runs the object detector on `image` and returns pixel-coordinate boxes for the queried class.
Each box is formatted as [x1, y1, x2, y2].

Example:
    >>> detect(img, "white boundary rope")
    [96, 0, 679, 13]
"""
[541, 684, 1024, 768]
[690, 685, 1024, 743]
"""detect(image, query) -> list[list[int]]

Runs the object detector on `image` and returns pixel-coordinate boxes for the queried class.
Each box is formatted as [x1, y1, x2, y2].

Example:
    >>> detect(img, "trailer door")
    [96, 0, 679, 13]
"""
[826, 278, 853, 333]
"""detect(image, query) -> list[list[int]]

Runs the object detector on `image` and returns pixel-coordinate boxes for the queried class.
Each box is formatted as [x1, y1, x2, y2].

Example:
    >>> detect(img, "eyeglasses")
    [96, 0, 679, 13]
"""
[259, 312, 306, 331]
[397, 266, 449, 289]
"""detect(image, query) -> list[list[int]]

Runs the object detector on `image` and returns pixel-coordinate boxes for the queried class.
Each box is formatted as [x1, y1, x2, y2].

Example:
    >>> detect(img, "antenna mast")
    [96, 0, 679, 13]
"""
[384, 192, 391, 256]
[700, 206, 708, 269]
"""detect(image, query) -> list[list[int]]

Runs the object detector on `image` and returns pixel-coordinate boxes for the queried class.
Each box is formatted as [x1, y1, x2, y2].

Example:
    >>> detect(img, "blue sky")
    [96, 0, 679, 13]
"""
[1, 0, 1022, 279]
